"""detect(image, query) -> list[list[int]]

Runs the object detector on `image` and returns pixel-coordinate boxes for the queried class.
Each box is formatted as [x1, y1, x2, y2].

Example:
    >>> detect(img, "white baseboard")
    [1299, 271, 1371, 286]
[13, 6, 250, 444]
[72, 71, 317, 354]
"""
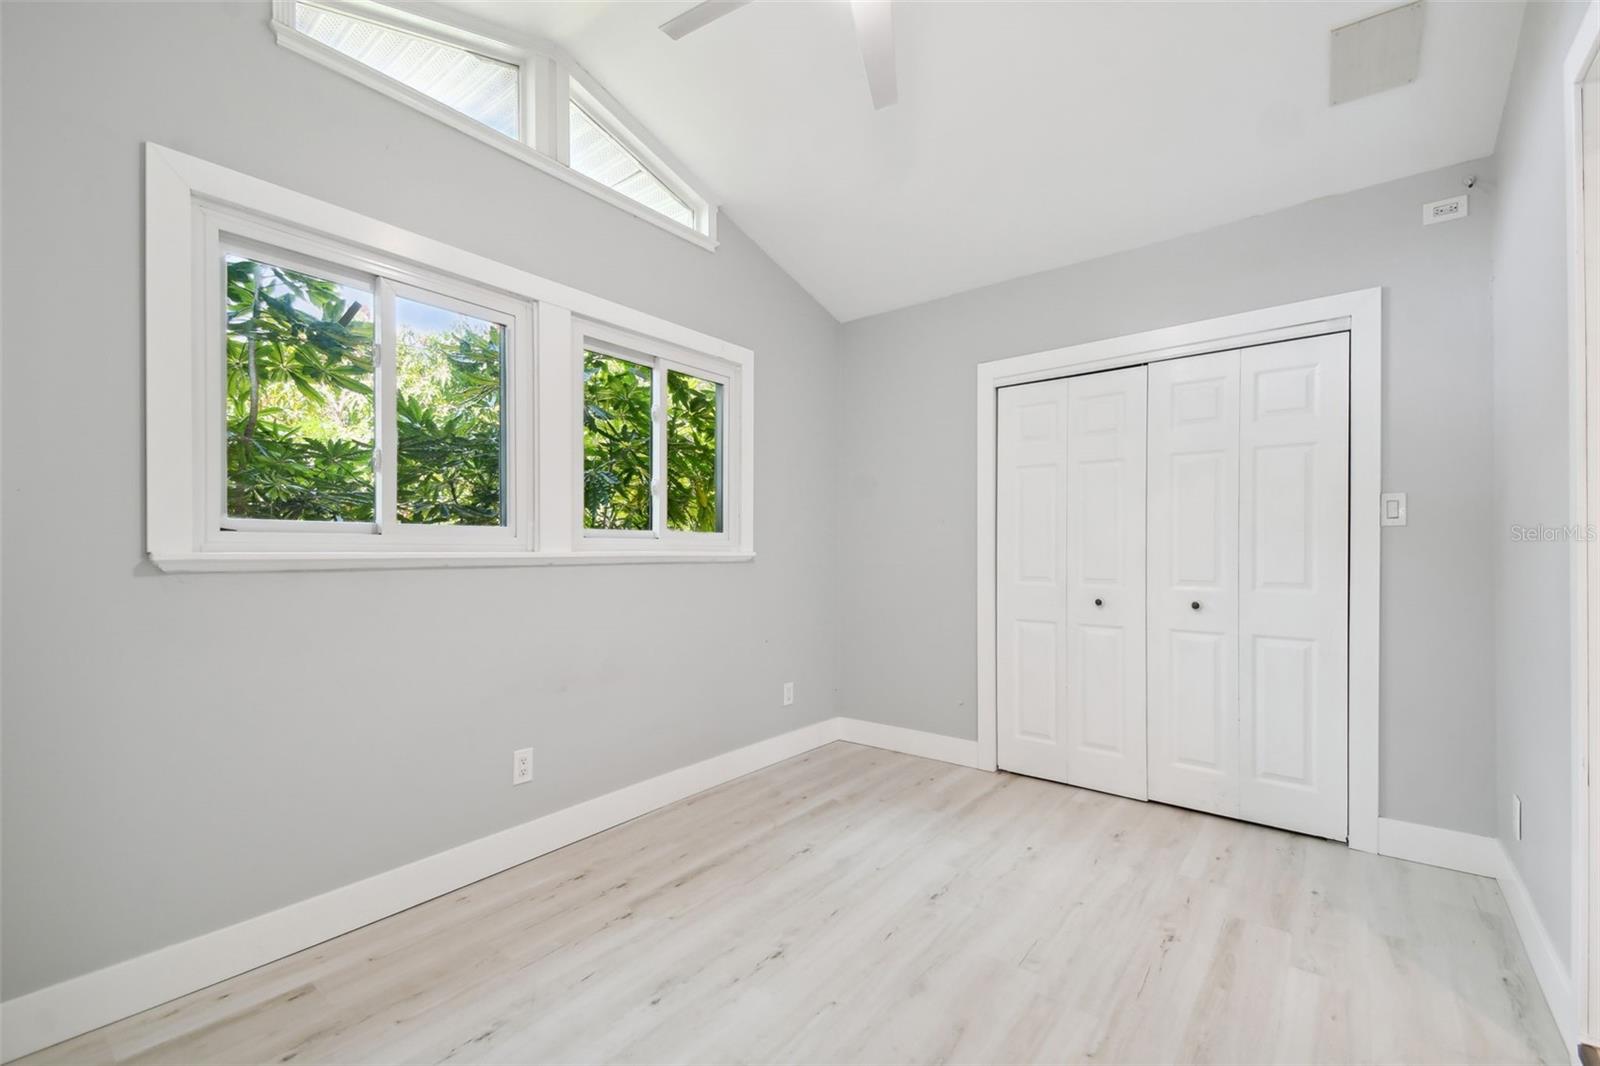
[0, 716, 983, 1062]
[1375, 818, 1578, 1062]
[1496, 843, 1579, 1061]
[1375, 817, 1504, 878]
[833, 717, 982, 768]
[1, 719, 841, 1061]
[63, 725, 1573, 1061]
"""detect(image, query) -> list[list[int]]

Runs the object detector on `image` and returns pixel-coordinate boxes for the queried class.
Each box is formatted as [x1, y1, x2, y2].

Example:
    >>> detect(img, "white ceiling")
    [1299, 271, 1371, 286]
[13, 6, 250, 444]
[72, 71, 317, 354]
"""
[450, 1, 1525, 322]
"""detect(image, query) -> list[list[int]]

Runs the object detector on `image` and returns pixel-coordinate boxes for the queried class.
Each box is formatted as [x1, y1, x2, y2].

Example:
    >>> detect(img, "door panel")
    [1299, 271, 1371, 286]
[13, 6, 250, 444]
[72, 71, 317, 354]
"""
[1171, 631, 1227, 767]
[1239, 334, 1349, 840]
[1014, 621, 1060, 740]
[1063, 366, 1148, 799]
[996, 380, 1072, 781]
[1147, 350, 1240, 817]
[1251, 636, 1315, 782]
[1252, 444, 1316, 588]
[1078, 625, 1127, 750]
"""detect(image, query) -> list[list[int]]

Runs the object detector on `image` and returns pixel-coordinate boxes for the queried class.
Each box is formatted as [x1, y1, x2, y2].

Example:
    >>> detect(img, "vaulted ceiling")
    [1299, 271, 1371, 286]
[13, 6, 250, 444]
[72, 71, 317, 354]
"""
[451, 1, 1525, 321]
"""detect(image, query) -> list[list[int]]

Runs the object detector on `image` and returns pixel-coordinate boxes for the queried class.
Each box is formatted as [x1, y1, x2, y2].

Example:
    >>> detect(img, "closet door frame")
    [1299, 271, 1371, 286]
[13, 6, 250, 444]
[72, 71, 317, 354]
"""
[975, 288, 1382, 853]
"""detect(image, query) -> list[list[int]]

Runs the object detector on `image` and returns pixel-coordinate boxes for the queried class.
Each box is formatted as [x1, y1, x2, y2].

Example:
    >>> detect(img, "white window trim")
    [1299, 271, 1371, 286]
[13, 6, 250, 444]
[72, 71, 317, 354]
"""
[204, 216, 535, 553]
[146, 143, 754, 572]
[268, 0, 720, 250]
[575, 321, 742, 552]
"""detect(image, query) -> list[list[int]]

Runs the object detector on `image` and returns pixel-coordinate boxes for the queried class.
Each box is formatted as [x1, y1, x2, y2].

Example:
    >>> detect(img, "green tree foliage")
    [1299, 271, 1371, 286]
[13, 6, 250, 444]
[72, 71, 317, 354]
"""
[666, 370, 721, 533]
[582, 356, 723, 533]
[226, 258, 505, 526]
[394, 302, 504, 526]
[583, 353, 653, 530]
[226, 257, 376, 522]
[228, 261, 719, 534]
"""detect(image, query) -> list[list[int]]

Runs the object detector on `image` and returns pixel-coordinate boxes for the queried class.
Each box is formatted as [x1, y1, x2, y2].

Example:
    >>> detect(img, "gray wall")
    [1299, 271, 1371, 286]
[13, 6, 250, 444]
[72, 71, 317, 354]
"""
[837, 160, 1500, 837]
[1490, 0, 1588, 969]
[0, 2, 842, 999]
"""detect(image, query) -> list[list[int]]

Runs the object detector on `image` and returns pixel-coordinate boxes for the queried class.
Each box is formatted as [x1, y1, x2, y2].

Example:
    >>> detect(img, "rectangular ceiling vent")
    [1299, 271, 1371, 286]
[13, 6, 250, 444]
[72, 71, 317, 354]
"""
[1330, 1, 1424, 106]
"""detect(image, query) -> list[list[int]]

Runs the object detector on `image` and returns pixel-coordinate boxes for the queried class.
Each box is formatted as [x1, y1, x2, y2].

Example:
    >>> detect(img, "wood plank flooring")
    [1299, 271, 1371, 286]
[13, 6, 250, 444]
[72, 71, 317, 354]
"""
[17, 742, 1567, 1064]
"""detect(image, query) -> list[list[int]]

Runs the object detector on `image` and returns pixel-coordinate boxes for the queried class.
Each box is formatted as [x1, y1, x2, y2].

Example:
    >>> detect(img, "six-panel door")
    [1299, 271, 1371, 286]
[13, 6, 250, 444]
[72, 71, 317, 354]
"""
[1061, 367, 1148, 800]
[995, 377, 1073, 783]
[1237, 334, 1349, 839]
[996, 333, 1349, 841]
[1147, 350, 1241, 817]
[996, 366, 1148, 797]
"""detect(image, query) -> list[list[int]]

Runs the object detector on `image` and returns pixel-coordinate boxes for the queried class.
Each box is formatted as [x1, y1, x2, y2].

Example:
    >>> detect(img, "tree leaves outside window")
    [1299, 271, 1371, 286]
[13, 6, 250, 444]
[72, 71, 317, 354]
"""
[583, 354, 723, 534]
[225, 256, 506, 526]
[226, 256, 376, 522]
[583, 353, 653, 530]
[666, 370, 721, 533]
[394, 297, 504, 526]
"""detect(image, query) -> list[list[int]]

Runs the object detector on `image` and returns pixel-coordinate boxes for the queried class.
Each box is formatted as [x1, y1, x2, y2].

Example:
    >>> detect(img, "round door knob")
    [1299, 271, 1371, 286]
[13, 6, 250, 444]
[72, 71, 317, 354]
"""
[1191, 601, 1201, 611]
[1094, 598, 1103, 607]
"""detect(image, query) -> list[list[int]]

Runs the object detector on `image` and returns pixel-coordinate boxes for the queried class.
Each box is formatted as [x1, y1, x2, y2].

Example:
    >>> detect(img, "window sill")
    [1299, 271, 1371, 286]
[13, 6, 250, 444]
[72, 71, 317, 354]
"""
[270, 22, 720, 253]
[150, 550, 756, 574]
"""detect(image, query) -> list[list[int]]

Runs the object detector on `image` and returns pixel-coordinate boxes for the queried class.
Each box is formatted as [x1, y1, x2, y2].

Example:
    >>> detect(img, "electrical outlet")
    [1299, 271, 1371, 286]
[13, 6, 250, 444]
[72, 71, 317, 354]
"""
[1422, 194, 1469, 225]
[1513, 794, 1523, 841]
[512, 747, 533, 786]
[782, 681, 795, 706]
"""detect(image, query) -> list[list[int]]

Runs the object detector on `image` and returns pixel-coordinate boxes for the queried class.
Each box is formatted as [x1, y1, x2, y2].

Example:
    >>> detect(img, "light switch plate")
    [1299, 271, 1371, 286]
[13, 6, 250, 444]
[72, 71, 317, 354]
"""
[1380, 492, 1407, 526]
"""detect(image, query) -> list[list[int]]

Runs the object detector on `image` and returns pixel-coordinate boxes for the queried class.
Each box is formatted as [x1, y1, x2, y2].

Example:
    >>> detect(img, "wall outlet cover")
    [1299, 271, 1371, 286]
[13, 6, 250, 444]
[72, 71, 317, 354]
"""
[513, 748, 533, 785]
[782, 682, 795, 706]
[1422, 195, 1468, 225]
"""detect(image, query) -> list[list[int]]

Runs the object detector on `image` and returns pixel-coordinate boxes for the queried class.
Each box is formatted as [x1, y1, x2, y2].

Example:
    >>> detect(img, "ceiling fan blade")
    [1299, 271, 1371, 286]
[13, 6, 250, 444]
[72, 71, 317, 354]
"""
[850, 0, 897, 109]
[659, 0, 751, 40]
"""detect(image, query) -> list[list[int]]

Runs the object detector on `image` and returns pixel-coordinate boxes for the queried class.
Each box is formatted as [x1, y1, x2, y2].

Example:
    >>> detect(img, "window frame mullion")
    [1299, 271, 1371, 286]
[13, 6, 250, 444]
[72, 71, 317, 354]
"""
[651, 358, 667, 539]
[548, 56, 571, 165]
[375, 276, 399, 533]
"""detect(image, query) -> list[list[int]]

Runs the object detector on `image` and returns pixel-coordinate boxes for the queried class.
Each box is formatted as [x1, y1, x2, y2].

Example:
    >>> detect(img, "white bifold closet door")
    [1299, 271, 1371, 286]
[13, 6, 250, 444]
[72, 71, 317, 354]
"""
[1147, 333, 1350, 839]
[1146, 349, 1241, 818]
[996, 365, 1147, 799]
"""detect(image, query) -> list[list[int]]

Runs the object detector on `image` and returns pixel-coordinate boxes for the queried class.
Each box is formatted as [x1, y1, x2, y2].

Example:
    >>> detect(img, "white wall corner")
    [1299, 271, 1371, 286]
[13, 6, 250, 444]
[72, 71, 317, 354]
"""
[1376, 820, 1578, 1059]
[833, 717, 983, 768]
[1375, 817, 1505, 878]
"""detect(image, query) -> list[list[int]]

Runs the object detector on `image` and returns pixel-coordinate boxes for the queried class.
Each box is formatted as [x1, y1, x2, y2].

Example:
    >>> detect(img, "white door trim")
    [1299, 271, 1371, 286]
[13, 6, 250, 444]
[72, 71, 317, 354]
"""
[975, 288, 1383, 852]
[1564, 1, 1600, 1050]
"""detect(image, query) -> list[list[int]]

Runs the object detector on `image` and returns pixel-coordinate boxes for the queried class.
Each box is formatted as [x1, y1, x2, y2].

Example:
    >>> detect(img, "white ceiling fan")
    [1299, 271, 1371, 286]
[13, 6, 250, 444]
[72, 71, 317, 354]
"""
[659, 0, 898, 110]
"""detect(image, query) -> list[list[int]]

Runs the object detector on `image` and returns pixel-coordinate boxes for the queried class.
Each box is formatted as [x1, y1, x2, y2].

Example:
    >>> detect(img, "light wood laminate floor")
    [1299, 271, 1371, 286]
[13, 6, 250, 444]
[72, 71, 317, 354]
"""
[19, 742, 1567, 1065]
